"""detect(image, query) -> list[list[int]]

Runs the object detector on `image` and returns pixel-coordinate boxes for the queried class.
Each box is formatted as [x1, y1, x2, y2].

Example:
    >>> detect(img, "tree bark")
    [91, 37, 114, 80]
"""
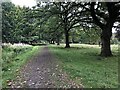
[65, 29, 70, 48]
[57, 36, 60, 45]
[100, 27, 112, 57]
[64, 13, 70, 48]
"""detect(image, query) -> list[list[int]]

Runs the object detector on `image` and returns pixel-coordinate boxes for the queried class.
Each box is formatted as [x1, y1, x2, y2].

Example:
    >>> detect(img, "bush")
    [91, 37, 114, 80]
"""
[2, 46, 31, 72]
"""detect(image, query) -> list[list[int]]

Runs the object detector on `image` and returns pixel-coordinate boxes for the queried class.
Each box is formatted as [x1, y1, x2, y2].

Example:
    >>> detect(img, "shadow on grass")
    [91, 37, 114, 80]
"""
[51, 46, 87, 50]
[50, 45, 118, 61]
[30, 43, 47, 46]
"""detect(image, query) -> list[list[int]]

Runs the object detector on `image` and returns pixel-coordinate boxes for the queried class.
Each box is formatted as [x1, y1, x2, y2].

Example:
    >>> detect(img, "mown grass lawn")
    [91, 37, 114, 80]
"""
[49, 44, 118, 88]
[2, 45, 41, 88]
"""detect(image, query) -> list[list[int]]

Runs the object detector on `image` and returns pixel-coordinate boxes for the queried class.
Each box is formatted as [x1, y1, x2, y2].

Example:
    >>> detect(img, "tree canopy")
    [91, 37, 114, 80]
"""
[2, 1, 120, 57]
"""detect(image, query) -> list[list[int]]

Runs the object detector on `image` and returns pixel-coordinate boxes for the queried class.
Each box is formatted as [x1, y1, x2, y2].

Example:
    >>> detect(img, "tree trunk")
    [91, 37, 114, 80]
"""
[57, 36, 60, 45]
[49, 40, 51, 44]
[100, 27, 112, 57]
[52, 40, 55, 44]
[65, 30, 70, 48]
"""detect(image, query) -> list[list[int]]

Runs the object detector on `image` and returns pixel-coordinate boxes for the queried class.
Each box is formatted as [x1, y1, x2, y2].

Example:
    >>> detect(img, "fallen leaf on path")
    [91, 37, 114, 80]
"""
[52, 73, 55, 76]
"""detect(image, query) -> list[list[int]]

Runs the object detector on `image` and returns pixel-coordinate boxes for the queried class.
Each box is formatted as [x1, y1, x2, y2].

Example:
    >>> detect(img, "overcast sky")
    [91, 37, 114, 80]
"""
[11, 0, 36, 7]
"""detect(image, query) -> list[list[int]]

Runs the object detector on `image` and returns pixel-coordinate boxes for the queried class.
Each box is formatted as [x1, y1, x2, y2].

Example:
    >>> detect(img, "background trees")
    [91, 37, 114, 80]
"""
[36, 2, 91, 48]
[2, 2, 16, 43]
[38, 2, 120, 56]
[115, 24, 120, 41]
[2, 1, 120, 57]
[2, 2, 39, 44]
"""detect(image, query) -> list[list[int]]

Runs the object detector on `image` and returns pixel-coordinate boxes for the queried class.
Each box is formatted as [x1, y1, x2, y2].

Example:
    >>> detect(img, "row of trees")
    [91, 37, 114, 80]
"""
[2, 2, 120, 57]
[34, 2, 120, 56]
[2, 2, 100, 44]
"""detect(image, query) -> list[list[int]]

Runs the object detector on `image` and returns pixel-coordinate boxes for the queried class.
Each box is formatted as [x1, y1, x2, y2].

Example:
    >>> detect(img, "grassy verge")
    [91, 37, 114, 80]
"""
[49, 44, 118, 88]
[2, 45, 41, 88]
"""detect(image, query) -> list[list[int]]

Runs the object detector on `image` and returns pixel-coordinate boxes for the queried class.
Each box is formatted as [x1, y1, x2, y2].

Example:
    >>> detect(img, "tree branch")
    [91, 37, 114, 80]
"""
[90, 2, 104, 29]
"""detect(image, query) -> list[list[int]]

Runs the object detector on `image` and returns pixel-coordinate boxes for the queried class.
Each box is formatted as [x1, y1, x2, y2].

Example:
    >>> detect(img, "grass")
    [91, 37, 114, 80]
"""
[2, 45, 41, 88]
[49, 44, 118, 88]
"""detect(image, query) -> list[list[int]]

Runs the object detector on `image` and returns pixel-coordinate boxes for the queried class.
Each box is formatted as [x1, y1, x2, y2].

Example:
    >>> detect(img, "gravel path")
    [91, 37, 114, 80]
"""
[11, 46, 83, 88]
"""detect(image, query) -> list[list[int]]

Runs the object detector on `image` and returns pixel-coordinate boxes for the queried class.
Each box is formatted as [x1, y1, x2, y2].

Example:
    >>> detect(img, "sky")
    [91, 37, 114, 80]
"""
[11, 0, 37, 8]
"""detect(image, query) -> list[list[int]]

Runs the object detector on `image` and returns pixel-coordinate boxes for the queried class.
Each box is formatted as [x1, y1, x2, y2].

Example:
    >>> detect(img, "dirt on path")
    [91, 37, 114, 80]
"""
[11, 46, 83, 88]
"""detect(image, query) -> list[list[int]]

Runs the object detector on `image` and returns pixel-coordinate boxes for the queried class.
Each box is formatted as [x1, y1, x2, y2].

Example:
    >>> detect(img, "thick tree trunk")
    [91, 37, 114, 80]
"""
[65, 30, 70, 48]
[100, 37, 112, 57]
[100, 27, 112, 57]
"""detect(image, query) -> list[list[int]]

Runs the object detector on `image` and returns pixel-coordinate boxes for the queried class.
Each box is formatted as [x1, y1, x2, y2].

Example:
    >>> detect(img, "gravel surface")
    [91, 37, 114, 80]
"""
[10, 46, 83, 88]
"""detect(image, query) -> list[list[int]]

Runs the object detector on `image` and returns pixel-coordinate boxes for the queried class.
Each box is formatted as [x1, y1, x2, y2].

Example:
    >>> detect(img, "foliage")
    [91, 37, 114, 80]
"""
[2, 2, 39, 44]
[70, 26, 101, 44]
[35, 2, 120, 56]
[2, 2, 16, 43]
[2, 1, 120, 56]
